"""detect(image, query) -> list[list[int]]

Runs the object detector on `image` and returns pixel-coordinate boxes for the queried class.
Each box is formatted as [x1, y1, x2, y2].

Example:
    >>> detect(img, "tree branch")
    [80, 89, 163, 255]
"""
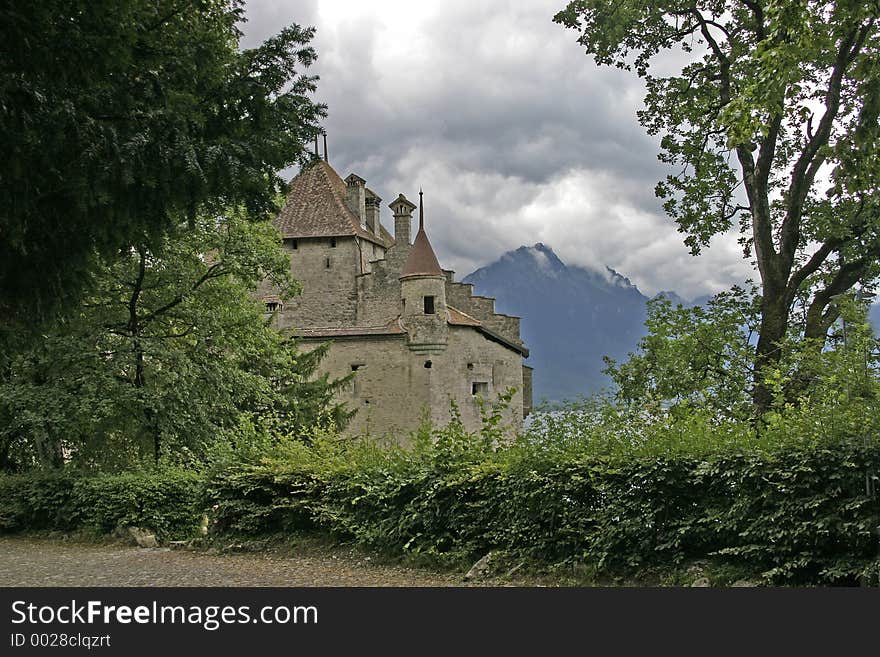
[804, 246, 880, 339]
[784, 239, 840, 307]
[738, 0, 765, 40]
[138, 260, 229, 326]
[780, 24, 867, 265]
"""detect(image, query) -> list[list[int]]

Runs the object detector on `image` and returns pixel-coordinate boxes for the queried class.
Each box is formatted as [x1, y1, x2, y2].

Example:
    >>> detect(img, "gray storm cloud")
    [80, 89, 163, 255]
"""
[240, 0, 753, 299]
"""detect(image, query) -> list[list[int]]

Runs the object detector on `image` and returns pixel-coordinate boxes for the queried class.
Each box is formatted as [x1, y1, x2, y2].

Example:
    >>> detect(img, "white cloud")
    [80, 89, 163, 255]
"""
[241, 0, 756, 301]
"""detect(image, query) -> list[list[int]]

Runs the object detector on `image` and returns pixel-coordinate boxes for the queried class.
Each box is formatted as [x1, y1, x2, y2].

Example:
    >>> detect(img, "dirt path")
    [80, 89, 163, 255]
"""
[0, 536, 479, 587]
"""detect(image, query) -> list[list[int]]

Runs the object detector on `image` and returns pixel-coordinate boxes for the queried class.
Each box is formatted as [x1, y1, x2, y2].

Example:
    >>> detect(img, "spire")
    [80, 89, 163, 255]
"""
[400, 188, 443, 279]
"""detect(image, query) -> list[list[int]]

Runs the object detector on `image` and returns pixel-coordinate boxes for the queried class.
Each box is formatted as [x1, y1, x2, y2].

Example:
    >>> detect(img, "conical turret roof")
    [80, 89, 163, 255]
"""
[400, 190, 443, 279]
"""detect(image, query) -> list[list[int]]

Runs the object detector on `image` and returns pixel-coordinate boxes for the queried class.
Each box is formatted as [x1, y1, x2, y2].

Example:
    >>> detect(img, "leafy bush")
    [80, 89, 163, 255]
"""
[4, 410, 879, 585]
[203, 414, 880, 585]
[0, 470, 78, 531]
[0, 469, 203, 540]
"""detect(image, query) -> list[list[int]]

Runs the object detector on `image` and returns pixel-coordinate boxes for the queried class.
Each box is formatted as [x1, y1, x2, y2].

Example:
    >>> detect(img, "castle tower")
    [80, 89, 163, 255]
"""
[344, 173, 367, 227]
[399, 190, 447, 353]
[390, 194, 416, 246]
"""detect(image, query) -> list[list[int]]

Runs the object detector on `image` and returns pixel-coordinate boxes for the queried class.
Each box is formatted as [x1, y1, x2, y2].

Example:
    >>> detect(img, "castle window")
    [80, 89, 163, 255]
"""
[424, 360, 432, 369]
[467, 363, 474, 370]
[291, 239, 298, 250]
[472, 382, 489, 396]
[330, 237, 337, 248]
[423, 296, 435, 314]
[325, 257, 331, 269]
[351, 364, 363, 372]
[265, 301, 281, 313]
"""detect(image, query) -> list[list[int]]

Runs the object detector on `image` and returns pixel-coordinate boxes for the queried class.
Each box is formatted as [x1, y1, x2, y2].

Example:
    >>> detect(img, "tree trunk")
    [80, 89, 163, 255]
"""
[127, 245, 161, 463]
[752, 289, 789, 416]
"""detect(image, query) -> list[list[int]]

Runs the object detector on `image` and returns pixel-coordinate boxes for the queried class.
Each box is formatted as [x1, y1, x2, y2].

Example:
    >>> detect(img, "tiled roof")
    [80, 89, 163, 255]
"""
[400, 191, 443, 278]
[446, 305, 529, 356]
[400, 227, 443, 278]
[275, 160, 392, 247]
[446, 306, 481, 326]
[295, 318, 406, 339]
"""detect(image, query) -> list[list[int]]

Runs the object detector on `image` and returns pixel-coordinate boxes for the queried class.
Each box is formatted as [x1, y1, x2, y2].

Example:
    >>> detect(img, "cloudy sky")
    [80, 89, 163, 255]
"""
[240, 0, 753, 299]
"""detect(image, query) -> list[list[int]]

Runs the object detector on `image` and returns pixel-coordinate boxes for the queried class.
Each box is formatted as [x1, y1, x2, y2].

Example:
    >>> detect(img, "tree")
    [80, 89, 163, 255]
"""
[0, 0, 325, 326]
[555, 0, 880, 414]
[0, 212, 350, 471]
[604, 288, 759, 420]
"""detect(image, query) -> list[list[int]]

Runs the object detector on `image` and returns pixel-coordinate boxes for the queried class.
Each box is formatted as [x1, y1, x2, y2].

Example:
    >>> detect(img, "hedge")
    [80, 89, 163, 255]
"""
[0, 469, 203, 540]
[3, 435, 879, 584]
[203, 435, 880, 585]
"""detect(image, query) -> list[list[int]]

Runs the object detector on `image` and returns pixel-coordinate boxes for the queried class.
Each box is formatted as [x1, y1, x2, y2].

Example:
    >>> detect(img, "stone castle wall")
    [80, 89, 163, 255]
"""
[303, 325, 524, 438]
[355, 244, 409, 325]
[262, 177, 530, 438]
[273, 236, 361, 329]
[445, 282, 522, 345]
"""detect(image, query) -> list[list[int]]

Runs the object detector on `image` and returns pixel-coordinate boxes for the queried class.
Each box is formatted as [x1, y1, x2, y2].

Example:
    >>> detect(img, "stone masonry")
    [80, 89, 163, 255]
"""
[262, 157, 531, 438]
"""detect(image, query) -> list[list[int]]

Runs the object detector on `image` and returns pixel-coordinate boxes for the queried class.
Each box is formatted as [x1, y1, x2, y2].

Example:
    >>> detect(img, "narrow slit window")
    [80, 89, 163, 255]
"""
[472, 382, 488, 396]
[330, 237, 337, 248]
[423, 296, 435, 314]
[291, 239, 298, 250]
[325, 257, 331, 269]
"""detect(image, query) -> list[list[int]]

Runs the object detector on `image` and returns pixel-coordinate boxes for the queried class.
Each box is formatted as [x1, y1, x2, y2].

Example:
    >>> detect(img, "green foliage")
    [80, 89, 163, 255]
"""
[0, 468, 202, 540]
[763, 297, 880, 440]
[604, 287, 760, 420]
[5, 396, 877, 584]
[602, 281, 880, 436]
[203, 408, 880, 585]
[71, 470, 203, 538]
[0, 212, 350, 471]
[554, 1, 880, 412]
[0, 471, 78, 532]
[0, 0, 325, 325]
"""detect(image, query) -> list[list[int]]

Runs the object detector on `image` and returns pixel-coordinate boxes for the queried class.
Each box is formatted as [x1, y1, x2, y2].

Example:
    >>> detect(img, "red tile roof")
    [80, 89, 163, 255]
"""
[295, 318, 406, 339]
[276, 160, 392, 247]
[446, 306, 481, 326]
[400, 192, 443, 278]
[400, 227, 443, 278]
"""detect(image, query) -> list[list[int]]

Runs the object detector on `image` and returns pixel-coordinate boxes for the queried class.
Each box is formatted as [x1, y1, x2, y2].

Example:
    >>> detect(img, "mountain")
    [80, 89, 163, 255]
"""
[872, 304, 880, 333]
[463, 244, 651, 402]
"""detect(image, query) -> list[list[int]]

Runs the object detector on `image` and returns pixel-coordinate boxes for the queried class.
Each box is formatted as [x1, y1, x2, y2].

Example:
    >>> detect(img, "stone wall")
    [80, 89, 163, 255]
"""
[273, 236, 361, 329]
[445, 282, 522, 347]
[356, 243, 409, 325]
[303, 326, 525, 440]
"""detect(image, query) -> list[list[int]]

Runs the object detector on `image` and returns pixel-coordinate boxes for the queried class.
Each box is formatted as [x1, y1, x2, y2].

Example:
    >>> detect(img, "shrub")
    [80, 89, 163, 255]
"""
[0, 469, 203, 540]
[4, 411, 879, 585]
[202, 420, 880, 584]
[0, 470, 78, 531]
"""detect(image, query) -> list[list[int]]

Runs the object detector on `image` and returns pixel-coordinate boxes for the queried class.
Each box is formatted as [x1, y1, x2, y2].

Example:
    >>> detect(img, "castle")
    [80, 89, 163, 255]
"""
[261, 154, 531, 437]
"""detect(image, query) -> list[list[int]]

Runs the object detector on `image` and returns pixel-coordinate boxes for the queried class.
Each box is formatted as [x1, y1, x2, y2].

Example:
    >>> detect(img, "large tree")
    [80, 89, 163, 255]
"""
[555, 0, 880, 413]
[0, 212, 350, 471]
[0, 0, 324, 326]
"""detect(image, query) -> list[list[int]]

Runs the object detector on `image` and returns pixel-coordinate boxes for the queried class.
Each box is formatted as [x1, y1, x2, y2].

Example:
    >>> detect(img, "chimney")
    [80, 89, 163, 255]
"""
[344, 173, 367, 227]
[389, 194, 416, 246]
[365, 193, 382, 235]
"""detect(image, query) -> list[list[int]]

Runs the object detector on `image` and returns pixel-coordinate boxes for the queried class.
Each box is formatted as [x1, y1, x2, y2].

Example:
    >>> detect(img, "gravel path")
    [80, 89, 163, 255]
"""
[0, 536, 476, 587]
